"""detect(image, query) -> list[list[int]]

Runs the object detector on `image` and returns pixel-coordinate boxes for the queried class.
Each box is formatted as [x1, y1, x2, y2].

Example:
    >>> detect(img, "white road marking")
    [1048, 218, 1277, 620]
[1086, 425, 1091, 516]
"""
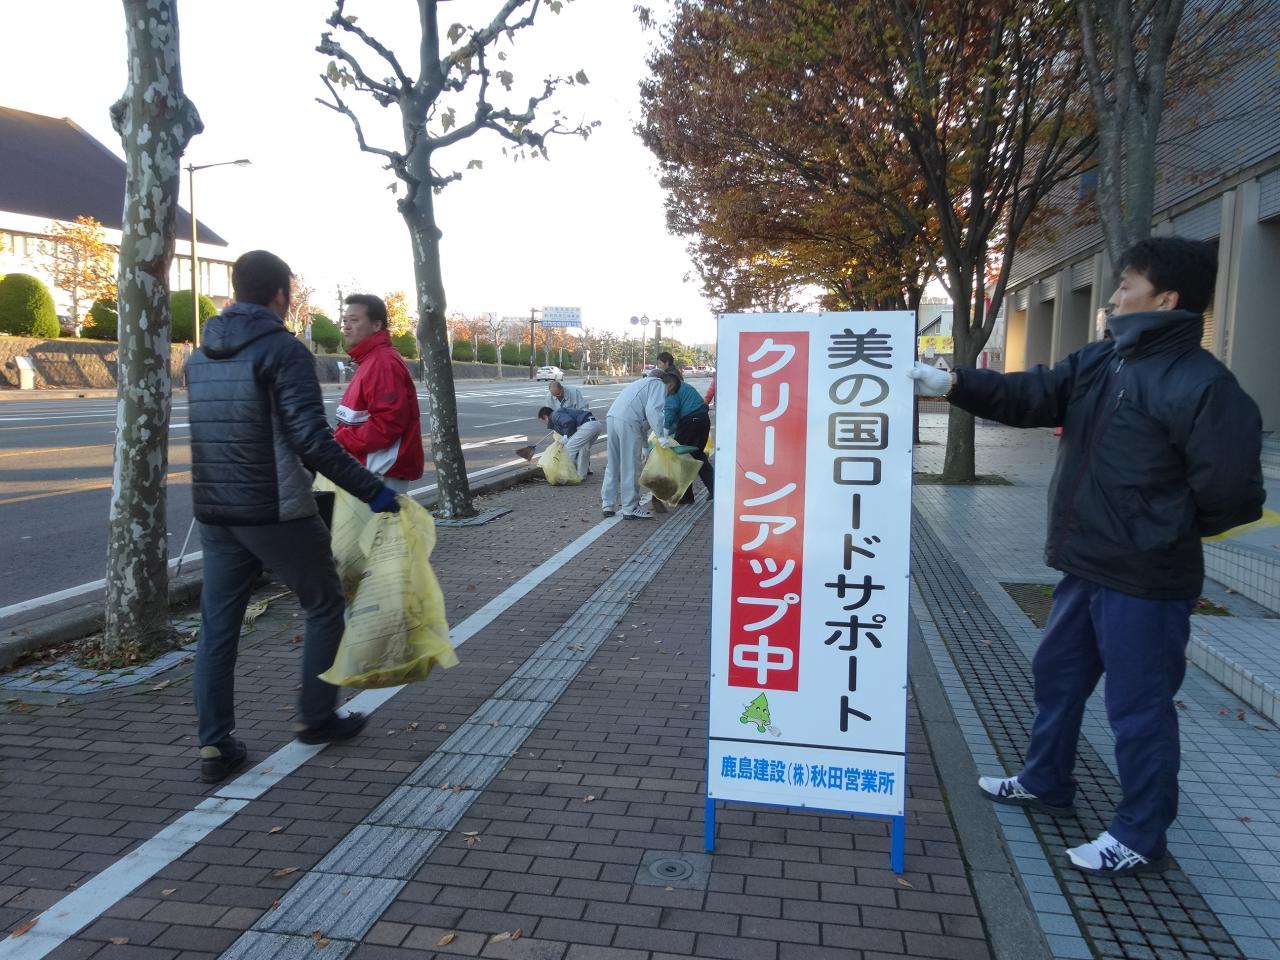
[0, 455, 548, 624]
[0, 511, 623, 960]
[458, 434, 527, 451]
[0, 413, 119, 423]
[0, 549, 203, 621]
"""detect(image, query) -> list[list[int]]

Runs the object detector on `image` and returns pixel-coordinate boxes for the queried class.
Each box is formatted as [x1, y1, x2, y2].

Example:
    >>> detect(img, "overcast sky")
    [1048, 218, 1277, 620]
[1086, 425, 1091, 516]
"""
[2, 0, 718, 344]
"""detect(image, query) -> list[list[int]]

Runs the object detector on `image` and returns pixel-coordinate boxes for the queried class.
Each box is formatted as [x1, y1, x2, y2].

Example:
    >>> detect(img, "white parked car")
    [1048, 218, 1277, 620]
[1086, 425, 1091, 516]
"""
[535, 365, 564, 381]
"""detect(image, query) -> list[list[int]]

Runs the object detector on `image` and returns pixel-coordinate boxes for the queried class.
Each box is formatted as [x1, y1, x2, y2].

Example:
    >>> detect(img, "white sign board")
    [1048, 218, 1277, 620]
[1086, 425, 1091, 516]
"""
[707, 312, 914, 820]
[541, 305, 582, 328]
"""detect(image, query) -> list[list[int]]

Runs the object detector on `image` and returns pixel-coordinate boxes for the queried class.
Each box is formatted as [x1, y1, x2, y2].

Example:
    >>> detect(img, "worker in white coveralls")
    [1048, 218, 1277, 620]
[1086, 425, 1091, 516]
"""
[547, 379, 589, 412]
[601, 370, 667, 519]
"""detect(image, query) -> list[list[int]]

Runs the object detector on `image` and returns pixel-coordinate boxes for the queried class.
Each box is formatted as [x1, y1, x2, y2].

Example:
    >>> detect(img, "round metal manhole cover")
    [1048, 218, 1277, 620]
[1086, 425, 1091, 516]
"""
[647, 858, 694, 882]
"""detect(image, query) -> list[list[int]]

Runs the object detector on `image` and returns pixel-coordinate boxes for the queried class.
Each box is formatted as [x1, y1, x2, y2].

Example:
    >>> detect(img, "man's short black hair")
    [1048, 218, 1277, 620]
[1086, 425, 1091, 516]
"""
[656, 351, 675, 364]
[658, 371, 681, 389]
[537, 406, 553, 419]
[1116, 236, 1217, 315]
[232, 250, 292, 306]
[344, 294, 388, 330]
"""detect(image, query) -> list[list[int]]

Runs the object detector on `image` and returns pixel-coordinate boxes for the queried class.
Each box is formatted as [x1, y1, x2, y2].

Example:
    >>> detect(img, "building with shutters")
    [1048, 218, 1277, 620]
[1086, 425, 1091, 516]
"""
[998, 15, 1280, 430]
[0, 105, 235, 326]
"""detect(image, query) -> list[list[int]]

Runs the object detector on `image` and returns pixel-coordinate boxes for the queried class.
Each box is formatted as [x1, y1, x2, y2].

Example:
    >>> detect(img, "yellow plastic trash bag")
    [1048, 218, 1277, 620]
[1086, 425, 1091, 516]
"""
[640, 441, 703, 506]
[1203, 508, 1280, 542]
[704, 429, 715, 458]
[313, 475, 372, 596]
[541, 436, 581, 485]
[320, 497, 457, 689]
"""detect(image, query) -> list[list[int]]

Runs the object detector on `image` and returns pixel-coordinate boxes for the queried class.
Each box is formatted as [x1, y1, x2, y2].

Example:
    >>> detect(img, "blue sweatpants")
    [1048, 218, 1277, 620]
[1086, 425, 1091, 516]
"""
[1017, 574, 1194, 858]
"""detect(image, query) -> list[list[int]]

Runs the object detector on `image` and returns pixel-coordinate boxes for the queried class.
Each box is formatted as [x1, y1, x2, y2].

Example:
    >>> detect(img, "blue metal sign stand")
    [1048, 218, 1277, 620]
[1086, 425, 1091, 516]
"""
[704, 797, 906, 874]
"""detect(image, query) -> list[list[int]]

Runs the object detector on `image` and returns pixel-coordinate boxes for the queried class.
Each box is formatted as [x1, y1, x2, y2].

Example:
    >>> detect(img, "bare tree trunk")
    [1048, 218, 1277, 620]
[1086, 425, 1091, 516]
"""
[103, 0, 202, 655]
[940, 268, 988, 482]
[405, 142, 474, 519]
[1078, 0, 1185, 281]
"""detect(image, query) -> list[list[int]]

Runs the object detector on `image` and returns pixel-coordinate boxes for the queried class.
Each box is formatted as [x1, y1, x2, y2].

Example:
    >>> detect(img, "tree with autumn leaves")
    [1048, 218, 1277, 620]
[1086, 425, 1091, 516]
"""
[640, 5, 935, 314]
[643, 0, 1095, 481]
[44, 215, 117, 335]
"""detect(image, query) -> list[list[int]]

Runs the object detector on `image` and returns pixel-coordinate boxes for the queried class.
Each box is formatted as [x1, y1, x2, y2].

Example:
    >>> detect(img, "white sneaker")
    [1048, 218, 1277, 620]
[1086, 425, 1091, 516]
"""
[623, 508, 654, 520]
[1066, 831, 1166, 877]
[978, 775, 1074, 816]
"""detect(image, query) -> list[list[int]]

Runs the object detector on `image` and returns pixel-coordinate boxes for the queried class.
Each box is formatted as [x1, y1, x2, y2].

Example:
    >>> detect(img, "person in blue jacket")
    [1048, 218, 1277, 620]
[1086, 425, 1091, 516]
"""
[660, 371, 714, 504]
[910, 237, 1265, 877]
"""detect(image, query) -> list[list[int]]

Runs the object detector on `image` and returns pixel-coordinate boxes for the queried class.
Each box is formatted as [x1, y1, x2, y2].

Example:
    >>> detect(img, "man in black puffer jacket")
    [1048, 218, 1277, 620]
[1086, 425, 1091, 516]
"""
[186, 250, 401, 784]
[910, 237, 1264, 877]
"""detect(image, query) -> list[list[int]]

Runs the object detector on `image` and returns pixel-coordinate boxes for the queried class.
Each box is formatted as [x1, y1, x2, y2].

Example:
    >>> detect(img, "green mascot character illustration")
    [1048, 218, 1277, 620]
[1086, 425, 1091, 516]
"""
[739, 693, 781, 737]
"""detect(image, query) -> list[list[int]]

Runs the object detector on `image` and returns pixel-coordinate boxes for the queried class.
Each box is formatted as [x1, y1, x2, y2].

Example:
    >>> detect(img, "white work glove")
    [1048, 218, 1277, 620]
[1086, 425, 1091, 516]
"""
[907, 362, 953, 397]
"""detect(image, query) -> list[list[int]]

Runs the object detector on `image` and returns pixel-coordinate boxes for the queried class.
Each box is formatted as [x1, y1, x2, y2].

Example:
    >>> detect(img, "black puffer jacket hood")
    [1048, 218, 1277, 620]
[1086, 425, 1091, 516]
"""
[186, 303, 383, 526]
[950, 311, 1265, 599]
[199, 302, 286, 360]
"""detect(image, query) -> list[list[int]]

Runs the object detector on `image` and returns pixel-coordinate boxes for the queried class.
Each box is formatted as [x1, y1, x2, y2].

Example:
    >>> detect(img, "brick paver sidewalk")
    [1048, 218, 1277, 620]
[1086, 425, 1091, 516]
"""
[0, 471, 998, 960]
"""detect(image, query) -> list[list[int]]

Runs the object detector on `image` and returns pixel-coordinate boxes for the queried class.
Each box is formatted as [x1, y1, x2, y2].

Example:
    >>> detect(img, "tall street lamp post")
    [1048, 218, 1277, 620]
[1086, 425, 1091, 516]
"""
[629, 315, 650, 372]
[653, 316, 682, 358]
[186, 158, 251, 350]
[528, 307, 542, 379]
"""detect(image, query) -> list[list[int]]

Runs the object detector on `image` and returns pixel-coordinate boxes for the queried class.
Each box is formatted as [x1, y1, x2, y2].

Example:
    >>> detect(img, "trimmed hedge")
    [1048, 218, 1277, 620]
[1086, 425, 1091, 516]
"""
[0, 273, 59, 338]
[391, 331, 420, 359]
[170, 289, 218, 343]
[86, 298, 119, 340]
[310, 311, 342, 352]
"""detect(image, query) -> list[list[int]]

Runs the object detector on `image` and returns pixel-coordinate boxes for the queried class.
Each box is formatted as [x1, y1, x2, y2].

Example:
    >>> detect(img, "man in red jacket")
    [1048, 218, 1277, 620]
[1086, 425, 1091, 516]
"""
[335, 294, 424, 491]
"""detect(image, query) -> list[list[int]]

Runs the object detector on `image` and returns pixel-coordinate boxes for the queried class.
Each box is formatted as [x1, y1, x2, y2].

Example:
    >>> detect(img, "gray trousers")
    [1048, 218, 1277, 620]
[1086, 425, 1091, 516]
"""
[565, 418, 604, 477]
[602, 415, 652, 515]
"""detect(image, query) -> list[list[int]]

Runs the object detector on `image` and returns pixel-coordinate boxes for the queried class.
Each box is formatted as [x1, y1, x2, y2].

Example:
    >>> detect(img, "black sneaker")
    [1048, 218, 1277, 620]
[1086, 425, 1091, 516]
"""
[199, 740, 249, 784]
[978, 775, 1075, 816]
[297, 711, 368, 745]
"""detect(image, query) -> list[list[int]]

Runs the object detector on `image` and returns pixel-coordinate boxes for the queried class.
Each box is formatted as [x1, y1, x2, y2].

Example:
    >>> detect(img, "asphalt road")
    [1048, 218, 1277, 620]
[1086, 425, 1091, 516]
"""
[0, 376, 708, 618]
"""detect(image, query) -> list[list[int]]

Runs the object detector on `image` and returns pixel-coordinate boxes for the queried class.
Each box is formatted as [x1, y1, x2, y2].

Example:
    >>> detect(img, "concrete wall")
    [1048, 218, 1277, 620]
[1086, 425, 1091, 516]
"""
[1056, 285, 1093, 360]
[1223, 183, 1280, 430]
[1004, 308, 1028, 372]
[0, 336, 192, 389]
[0, 337, 547, 390]
[1025, 284, 1054, 369]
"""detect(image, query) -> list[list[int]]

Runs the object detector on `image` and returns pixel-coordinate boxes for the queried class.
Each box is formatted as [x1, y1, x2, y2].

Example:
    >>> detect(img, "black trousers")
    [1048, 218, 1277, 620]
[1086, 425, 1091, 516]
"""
[674, 410, 714, 501]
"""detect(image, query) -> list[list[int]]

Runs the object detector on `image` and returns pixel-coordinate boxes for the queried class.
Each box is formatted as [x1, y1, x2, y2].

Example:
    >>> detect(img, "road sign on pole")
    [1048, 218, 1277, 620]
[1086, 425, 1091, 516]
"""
[540, 306, 582, 328]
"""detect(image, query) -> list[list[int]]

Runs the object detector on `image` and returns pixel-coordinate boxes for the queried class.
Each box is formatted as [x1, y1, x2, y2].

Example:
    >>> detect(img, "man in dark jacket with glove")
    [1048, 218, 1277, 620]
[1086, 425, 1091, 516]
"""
[910, 237, 1264, 876]
[186, 250, 402, 784]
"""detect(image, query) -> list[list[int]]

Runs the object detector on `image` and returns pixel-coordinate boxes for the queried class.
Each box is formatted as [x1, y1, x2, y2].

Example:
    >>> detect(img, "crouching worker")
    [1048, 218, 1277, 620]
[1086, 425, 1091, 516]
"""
[538, 405, 603, 478]
[660, 371, 713, 503]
